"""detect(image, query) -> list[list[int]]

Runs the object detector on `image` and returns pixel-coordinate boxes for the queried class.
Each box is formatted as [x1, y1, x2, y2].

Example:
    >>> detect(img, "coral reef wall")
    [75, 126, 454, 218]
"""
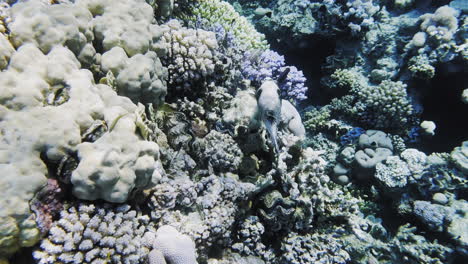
[0, 0, 466, 264]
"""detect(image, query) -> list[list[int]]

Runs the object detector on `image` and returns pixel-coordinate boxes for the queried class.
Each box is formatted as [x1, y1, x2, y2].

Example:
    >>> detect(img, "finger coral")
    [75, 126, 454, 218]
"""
[33, 203, 155, 264]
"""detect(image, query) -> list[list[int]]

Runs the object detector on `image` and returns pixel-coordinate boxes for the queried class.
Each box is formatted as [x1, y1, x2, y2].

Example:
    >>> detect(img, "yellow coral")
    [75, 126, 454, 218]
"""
[190, 0, 269, 50]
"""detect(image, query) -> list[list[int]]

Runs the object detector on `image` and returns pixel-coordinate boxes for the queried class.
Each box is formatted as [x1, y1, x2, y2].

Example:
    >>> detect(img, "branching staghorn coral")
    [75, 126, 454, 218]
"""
[159, 19, 223, 94]
[33, 203, 156, 264]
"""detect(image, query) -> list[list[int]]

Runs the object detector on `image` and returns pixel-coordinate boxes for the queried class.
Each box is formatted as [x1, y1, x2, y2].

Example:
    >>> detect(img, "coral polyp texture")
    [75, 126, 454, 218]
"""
[0, 0, 467, 264]
[190, 0, 268, 51]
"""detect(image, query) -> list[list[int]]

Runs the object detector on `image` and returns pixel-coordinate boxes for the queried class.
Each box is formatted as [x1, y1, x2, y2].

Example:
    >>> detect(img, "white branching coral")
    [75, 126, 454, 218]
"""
[33, 204, 156, 264]
[159, 19, 222, 91]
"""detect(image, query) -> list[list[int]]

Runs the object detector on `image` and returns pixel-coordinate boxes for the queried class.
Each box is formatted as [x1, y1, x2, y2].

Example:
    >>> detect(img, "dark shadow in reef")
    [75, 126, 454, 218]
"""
[9, 247, 34, 264]
[267, 34, 337, 108]
[417, 60, 468, 153]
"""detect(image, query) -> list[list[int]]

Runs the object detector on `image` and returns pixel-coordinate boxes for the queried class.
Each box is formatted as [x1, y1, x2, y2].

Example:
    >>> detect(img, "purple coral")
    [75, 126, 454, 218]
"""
[30, 179, 64, 235]
[242, 50, 308, 102]
[340, 127, 365, 145]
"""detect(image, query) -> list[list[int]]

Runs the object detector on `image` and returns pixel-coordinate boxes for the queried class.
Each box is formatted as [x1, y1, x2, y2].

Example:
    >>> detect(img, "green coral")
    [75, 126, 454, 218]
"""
[303, 106, 331, 132]
[328, 68, 361, 91]
[352, 80, 413, 130]
[408, 54, 435, 79]
[189, 0, 269, 50]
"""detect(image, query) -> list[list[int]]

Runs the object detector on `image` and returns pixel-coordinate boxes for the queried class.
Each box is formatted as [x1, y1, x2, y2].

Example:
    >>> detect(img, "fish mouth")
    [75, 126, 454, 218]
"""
[264, 115, 279, 153]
